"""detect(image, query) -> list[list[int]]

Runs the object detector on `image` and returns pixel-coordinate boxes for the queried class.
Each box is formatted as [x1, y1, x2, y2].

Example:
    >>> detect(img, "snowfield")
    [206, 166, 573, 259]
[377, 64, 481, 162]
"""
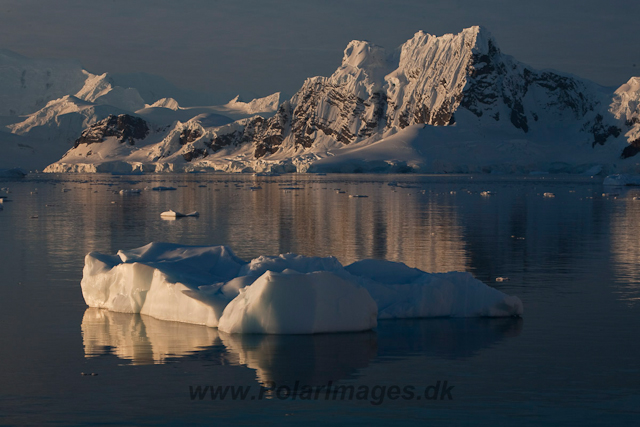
[81, 242, 523, 334]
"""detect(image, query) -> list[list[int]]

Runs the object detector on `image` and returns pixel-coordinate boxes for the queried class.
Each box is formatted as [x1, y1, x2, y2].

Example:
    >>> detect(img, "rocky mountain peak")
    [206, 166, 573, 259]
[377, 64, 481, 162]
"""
[74, 114, 149, 147]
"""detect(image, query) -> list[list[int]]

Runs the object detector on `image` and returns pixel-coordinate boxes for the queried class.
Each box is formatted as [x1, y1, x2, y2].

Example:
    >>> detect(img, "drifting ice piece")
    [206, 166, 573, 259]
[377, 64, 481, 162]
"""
[81, 243, 523, 334]
[160, 210, 199, 218]
[0, 168, 27, 177]
[603, 174, 640, 186]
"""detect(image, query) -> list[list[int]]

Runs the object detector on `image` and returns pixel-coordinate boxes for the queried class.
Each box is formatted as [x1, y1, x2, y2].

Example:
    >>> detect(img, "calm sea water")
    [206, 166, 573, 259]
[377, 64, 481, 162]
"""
[1, 173, 639, 425]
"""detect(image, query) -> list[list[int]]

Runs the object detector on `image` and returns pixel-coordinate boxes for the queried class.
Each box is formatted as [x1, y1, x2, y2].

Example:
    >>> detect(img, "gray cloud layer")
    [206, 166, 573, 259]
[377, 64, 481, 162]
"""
[0, 0, 638, 100]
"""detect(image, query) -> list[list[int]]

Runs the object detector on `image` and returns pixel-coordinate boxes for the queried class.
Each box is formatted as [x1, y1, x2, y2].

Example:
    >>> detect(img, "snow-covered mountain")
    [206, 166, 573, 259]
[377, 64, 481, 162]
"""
[9, 27, 640, 174]
[0, 49, 280, 170]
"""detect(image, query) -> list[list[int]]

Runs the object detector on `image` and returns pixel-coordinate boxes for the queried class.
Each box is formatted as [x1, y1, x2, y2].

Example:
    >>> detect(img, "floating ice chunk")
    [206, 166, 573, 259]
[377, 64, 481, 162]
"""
[543, 192, 555, 198]
[81, 243, 523, 334]
[0, 168, 27, 178]
[120, 189, 141, 195]
[160, 210, 199, 218]
[603, 174, 640, 186]
[152, 186, 177, 191]
[217, 270, 378, 334]
[582, 165, 602, 176]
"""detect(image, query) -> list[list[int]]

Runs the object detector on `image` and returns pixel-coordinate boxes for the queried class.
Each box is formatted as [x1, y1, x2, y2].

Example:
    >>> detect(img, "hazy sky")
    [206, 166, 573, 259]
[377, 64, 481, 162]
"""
[0, 0, 638, 100]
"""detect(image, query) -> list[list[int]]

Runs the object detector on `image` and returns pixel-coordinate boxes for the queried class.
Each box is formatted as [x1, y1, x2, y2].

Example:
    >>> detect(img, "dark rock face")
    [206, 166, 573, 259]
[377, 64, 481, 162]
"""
[74, 114, 149, 147]
[585, 114, 622, 147]
[462, 42, 599, 135]
[621, 144, 640, 159]
[179, 128, 202, 145]
[288, 80, 386, 149]
[182, 148, 208, 162]
[182, 102, 292, 161]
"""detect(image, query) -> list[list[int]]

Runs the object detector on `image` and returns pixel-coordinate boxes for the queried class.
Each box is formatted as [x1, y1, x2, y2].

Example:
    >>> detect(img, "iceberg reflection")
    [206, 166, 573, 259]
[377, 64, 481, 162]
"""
[82, 308, 220, 365]
[376, 317, 523, 359]
[81, 308, 376, 384]
[219, 331, 377, 386]
[82, 308, 522, 386]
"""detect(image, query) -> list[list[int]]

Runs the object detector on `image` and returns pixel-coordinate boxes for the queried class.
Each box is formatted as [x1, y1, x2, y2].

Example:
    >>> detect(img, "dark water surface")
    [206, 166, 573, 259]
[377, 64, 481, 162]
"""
[1, 173, 639, 425]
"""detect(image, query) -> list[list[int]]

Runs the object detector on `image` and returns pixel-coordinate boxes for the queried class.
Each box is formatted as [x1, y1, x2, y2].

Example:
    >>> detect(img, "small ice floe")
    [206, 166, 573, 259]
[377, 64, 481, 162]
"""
[349, 195, 368, 198]
[336, 190, 346, 194]
[602, 192, 618, 198]
[0, 168, 27, 178]
[543, 192, 555, 198]
[480, 191, 495, 196]
[152, 186, 177, 191]
[495, 277, 509, 282]
[119, 189, 141, 195]
[582, 165, 603, 176]
[160, 210, 200, 219]
[603, 174, 640, 187]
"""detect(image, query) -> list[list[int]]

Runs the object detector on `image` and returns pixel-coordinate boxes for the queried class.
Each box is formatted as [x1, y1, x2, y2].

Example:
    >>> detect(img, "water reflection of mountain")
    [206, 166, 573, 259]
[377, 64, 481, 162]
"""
[82, 308, 522, 385]
[609, 189, 640, 304]
[22, 175, 470, 273]
[26, 175, 612, 285]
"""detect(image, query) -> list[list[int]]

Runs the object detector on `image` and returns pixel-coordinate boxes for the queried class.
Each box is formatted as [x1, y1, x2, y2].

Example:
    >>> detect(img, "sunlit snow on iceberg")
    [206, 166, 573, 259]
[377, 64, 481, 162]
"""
[81, 242, 523, 334]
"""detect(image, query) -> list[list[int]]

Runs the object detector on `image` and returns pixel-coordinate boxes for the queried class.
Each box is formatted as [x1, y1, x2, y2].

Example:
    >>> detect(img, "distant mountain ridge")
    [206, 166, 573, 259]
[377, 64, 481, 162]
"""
[0, 49, 279, 170]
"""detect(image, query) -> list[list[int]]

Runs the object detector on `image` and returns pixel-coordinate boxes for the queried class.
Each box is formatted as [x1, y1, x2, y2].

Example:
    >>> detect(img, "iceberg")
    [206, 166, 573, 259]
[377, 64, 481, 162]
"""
[81, 243, 523, 334]
[603, 174, 640, 186]
[160, 210, 199, 219]
[0, 168, 27, 178]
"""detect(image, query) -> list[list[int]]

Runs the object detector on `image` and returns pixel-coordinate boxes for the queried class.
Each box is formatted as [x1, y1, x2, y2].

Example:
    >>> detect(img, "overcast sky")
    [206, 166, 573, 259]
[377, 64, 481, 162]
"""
[0, 0, 638, 100]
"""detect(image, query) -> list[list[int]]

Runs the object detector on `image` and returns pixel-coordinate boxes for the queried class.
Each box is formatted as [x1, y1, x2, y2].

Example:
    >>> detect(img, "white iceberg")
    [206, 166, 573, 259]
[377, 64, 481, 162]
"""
[603, 174, 640, 186]
[81, 243, 523, 334]
[160, 210, 199, 218]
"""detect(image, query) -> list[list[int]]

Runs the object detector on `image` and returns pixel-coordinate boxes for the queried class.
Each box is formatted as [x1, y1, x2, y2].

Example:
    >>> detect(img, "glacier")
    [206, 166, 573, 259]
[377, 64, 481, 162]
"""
[81, 242, 523, 335]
